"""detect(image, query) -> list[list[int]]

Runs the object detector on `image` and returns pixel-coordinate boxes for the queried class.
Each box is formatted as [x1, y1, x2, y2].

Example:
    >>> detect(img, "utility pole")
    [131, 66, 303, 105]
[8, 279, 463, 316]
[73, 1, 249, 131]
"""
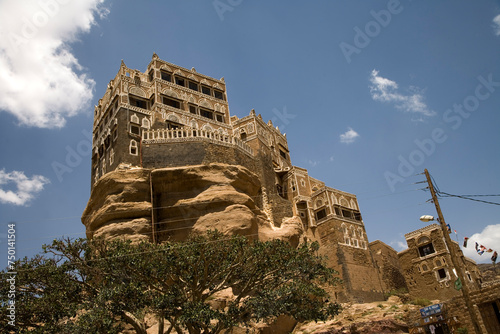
[424, 169, 483, 334]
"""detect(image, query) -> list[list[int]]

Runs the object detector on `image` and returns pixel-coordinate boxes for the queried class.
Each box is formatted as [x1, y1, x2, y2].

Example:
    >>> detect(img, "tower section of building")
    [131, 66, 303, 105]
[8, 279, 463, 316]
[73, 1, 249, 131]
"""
[398, 224, 482, 301]
[91, 53, 233, 187]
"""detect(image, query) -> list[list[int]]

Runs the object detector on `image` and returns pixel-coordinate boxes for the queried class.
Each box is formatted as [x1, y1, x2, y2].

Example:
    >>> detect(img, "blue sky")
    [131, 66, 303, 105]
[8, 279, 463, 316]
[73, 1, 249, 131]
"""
[1, 0, 499, 267]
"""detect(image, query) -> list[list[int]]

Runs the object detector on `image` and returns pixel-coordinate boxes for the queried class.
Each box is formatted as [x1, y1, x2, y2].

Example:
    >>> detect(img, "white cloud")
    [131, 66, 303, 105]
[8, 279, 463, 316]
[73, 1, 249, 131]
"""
[462, 224, 500, 264]
[340, 127, 359, 144]
[0, 169, 50, 206]
[390, 240, 407, 252]
[0, 0, 108, 128]
[307, 160, 319, 167]
[493, 15, 500, 36]
[369, 69, 435, 117]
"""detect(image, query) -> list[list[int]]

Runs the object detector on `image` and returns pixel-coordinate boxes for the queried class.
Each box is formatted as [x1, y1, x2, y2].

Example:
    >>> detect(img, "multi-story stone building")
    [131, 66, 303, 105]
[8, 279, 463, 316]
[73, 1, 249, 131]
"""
[398, 223, 482, 301]
[82, 54, 386, 302]
[399, 225, 500, 334]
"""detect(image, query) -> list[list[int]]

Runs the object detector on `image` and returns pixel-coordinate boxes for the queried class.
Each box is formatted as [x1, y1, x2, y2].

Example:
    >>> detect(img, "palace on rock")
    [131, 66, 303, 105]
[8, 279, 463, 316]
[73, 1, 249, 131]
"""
[82, 56, 499, 330]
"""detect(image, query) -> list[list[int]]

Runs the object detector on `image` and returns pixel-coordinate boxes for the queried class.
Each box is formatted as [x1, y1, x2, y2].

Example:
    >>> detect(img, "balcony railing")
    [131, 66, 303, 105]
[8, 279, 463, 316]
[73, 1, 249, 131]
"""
[142, 128, 254, 157]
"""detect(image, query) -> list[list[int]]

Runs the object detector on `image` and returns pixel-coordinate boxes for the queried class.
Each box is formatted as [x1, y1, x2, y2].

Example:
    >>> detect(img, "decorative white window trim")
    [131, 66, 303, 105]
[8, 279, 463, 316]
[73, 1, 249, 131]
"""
[131, 113, 139, 124]
[129, 140, 138, 156]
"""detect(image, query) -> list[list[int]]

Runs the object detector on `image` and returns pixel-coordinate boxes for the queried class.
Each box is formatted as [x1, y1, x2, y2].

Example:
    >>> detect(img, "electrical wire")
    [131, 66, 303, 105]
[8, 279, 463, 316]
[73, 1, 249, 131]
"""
[437, 192, 500, 206]
[421, 171, 500, 206]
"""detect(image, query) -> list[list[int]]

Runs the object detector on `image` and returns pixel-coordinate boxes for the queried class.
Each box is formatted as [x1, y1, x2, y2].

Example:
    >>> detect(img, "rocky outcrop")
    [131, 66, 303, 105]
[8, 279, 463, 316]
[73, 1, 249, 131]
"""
[293, 297, 420, 334]
[82, 163, 303, 245]
[82, 168, 153, 242]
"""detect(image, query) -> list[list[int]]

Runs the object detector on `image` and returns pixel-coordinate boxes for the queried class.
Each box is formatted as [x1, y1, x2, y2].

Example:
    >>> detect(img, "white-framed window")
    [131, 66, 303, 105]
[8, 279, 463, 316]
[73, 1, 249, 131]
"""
[341, 223, 347, 236]
[142, 118, 150, 129]
[418, 243, 436, 257]
[130, 113, 139, 124]
[436, 268, 449, 281]
[129, 140, 138, 156]
[130, 124, 140, 135]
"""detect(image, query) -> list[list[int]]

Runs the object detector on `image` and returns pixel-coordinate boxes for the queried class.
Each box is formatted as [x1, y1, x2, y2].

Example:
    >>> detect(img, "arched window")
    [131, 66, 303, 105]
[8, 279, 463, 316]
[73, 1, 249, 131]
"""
[331, 194, 338, 205]
[142, 118, 150, 129]
[357, 228, 364, 240]
[341, 223, 347, 235]
[130, 113, 139, 124]
[418, 236, 430, 244]
[202, 124, 214, 132]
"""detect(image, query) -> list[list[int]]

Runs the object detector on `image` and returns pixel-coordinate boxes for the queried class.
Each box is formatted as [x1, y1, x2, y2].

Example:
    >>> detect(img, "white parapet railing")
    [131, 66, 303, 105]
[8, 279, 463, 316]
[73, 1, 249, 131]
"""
[142, 128, 254, 157]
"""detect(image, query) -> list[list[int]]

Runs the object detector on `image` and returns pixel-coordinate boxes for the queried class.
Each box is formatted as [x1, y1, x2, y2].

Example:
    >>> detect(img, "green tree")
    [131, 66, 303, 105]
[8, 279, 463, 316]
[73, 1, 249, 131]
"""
[1, 231, 341, 334]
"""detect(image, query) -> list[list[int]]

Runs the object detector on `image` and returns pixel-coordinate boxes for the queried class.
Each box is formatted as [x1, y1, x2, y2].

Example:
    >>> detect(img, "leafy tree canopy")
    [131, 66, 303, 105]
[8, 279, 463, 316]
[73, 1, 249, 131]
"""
[1, 231, 341, 334]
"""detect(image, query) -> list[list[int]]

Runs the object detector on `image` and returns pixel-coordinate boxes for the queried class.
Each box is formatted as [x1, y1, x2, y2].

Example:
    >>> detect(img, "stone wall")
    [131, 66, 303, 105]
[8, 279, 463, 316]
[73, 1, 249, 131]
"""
[440, 283, 500, 334]
[315, 219, 385, 303]
[369, 240, 408, 293]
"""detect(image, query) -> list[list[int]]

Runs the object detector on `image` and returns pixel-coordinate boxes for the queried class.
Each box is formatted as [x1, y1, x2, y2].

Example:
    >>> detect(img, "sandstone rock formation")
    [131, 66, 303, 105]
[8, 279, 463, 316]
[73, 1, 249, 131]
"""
[82, 163, 304, 246]
[82, 168, 152, 243]
[293, 297, 422, 334]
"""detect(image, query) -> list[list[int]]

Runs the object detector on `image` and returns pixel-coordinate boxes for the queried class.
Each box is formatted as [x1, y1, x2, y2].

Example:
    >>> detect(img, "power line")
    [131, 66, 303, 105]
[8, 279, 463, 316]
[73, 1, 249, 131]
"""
[437, 192, 500, 206]
[421, 171, 500, 206]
